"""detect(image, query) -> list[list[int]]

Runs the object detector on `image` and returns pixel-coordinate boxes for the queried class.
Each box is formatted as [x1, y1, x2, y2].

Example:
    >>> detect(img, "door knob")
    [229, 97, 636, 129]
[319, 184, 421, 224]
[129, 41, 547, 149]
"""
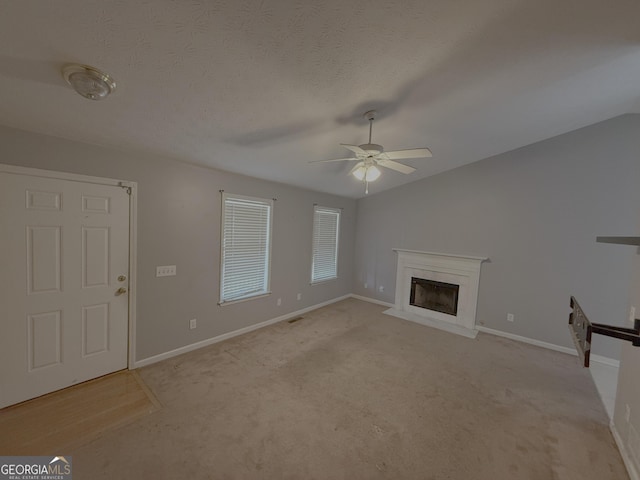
[116, 287, 127, 295]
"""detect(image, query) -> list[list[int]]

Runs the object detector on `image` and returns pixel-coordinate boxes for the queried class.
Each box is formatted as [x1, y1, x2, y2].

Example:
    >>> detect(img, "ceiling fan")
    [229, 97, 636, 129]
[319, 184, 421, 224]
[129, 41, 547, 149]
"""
[310, 110, 432, 194]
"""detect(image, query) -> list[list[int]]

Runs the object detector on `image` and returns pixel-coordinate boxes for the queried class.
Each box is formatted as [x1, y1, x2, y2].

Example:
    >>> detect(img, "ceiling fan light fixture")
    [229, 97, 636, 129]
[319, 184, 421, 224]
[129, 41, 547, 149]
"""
[365, 165, 381, 181]
[353, 164, 381, 182]
[352, 165, 366, 181]
[62, 64, 116, 100]
[311, 108, 431, 195]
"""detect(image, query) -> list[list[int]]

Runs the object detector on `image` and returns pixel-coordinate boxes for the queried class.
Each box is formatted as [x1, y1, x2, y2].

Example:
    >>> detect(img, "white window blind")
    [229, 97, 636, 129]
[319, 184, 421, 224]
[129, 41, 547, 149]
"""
[311, 206, 340, 283]
[220, 193, 273, 304]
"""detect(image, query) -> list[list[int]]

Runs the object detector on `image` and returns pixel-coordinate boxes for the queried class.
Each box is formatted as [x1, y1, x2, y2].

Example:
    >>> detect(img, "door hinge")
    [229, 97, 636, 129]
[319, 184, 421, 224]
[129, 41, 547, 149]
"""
[119, 183, 132, 195]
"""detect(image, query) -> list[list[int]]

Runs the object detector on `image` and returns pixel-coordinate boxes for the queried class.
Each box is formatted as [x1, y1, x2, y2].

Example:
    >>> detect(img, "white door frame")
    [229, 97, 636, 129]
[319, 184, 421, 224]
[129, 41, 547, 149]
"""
[0, 163, 138, 370]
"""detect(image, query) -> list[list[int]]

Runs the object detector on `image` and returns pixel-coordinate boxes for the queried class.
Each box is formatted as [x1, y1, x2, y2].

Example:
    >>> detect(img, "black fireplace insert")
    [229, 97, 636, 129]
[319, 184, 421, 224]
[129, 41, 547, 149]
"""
[410, 277, 459, 316]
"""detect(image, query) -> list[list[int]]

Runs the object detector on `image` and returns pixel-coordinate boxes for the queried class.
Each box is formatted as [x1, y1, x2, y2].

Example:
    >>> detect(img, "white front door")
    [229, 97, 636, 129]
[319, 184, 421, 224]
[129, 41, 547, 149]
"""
[0, 171, 130, 408]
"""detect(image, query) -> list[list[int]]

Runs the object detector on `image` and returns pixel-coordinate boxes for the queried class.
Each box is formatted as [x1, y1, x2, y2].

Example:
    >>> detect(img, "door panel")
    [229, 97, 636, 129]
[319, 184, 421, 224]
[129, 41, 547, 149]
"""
[27, 226, 62, 294]
[82, 303, 110, 356]
[28, 310, 62, 370]
[82, 226, 110, 288]
[0, 172, 130, 408]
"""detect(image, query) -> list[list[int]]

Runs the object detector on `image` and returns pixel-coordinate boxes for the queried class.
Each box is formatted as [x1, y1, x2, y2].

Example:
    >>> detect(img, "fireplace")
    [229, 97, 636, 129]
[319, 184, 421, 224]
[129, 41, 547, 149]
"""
[384, 249, 487, 339]
[410, 277, 459, 316]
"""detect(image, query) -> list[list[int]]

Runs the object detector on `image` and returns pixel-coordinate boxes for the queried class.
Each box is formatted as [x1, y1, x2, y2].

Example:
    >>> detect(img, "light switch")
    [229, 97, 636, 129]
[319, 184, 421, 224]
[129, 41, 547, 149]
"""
[156, 265, 176, 277]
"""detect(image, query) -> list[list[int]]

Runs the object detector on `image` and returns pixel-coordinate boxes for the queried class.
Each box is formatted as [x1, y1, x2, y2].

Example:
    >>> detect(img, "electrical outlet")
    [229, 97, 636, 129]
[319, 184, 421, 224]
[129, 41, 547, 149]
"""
[630, 306, 636, 325]
[277, 298, 282, 306]
[626, 404, 631, 423]
[507, 313, 515, 322]
[364, 283, 368, 289]
[378, 285, 384, 293]
[297, 293, 302, 301]
[189, 318, 197, 330]
[156, 265, 176, 277]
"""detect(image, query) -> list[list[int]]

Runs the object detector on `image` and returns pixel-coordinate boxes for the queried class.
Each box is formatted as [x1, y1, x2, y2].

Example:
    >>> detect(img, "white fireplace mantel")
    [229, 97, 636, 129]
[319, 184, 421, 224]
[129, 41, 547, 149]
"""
[384, 249, 488, 339]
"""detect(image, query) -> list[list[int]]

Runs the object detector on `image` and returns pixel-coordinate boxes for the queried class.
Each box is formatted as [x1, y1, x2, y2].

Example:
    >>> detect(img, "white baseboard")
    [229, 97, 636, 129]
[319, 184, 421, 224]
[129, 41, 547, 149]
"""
[349, 294, 394, 308]
[611, 420, 640, 480]
[134, 294, 351, 368]
[590, 354, 621, 368]
[135, 294, 619, 369]
[476, 325, 619, 368]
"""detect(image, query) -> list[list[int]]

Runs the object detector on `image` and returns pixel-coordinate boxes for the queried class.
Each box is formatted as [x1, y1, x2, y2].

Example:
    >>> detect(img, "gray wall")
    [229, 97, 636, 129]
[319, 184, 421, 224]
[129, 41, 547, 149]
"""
[2, 114, 637, 362]
[0, 125, 356, 361]
[353, 114, 640, 359]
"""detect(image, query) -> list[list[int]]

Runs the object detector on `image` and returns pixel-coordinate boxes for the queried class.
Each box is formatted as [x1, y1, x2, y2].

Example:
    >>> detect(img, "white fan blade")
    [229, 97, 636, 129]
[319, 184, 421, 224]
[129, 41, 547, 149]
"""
[309, 157, 359, 164]
[383, 148, 432, 160]
[377, 159, 416, 174]
[340, 144, 367, 155]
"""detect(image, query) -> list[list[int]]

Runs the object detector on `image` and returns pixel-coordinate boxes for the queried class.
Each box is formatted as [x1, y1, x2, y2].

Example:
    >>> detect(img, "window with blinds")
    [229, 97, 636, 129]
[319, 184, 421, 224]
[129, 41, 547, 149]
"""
[220, 193, 273, 304]
[311, 206, 340, 283]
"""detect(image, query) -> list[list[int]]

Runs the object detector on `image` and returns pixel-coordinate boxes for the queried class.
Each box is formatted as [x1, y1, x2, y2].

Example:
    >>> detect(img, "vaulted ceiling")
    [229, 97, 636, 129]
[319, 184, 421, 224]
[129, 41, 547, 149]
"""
[1, 0, 639, 198]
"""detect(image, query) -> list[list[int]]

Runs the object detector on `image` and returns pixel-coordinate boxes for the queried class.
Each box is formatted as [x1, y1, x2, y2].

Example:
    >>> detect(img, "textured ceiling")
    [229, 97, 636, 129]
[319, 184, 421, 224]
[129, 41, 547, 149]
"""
[0, 0, 639, 198]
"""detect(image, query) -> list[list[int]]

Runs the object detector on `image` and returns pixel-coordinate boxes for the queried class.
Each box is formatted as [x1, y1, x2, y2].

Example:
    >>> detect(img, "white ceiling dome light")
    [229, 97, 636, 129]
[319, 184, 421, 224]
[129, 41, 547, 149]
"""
[62, 64, 116, 100]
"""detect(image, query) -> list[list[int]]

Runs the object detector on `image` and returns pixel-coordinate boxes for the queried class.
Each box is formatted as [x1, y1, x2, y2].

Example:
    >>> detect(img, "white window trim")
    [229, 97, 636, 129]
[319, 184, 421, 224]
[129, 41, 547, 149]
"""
[219, 192, 273, 305]
[311, 205, 340, 284]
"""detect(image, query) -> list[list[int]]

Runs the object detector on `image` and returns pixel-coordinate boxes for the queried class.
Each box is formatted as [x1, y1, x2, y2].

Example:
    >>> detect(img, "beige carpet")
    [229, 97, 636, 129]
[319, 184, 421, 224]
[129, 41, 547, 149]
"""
[70, 298, 626, 479]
